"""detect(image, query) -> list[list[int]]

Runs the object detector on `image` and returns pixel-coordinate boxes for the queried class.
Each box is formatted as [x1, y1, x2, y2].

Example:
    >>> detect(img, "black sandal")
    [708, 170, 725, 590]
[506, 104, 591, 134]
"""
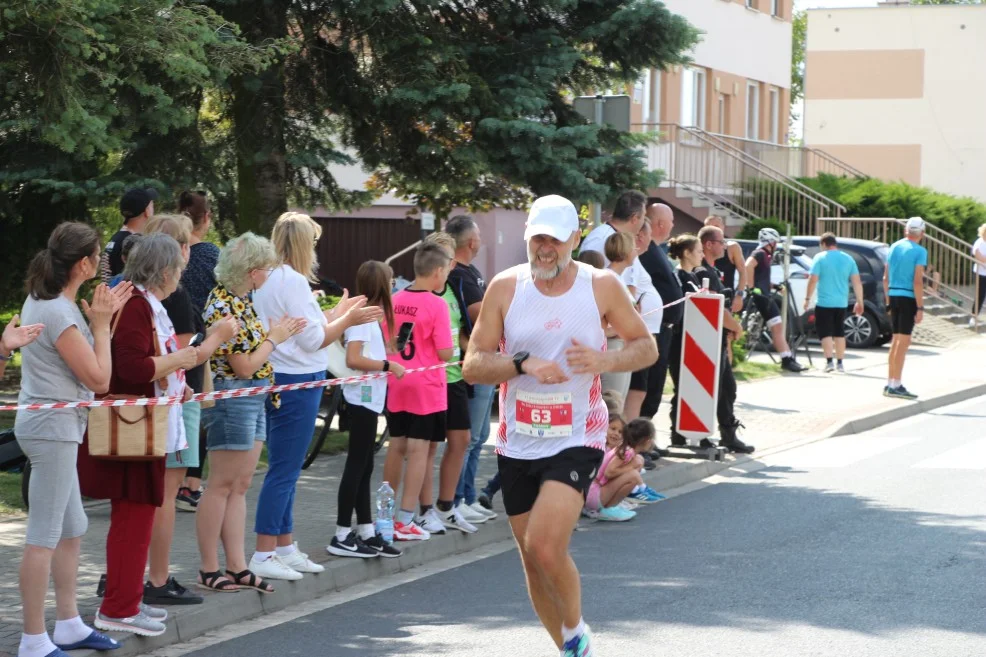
[196, 569, 240, 592]
[225, 569, 274, 594]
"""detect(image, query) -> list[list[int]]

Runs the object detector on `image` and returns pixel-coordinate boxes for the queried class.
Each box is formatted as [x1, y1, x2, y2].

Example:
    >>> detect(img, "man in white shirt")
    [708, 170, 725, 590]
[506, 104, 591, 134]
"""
[624, 219, 663, 420]
[579, 190, 647, 267]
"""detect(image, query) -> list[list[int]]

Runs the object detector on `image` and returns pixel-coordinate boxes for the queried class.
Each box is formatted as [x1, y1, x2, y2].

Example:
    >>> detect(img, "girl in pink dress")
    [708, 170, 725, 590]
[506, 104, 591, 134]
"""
[585, 418, 655, 514]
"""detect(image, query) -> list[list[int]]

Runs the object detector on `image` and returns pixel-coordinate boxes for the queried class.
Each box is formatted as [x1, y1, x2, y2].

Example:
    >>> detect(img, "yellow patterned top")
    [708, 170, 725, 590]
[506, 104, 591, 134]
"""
[203, 284, 274, 388]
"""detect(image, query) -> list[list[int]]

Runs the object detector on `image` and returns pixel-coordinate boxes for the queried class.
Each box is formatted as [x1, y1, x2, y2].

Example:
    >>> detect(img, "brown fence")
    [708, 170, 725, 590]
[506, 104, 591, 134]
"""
[314, 216, 420, 292]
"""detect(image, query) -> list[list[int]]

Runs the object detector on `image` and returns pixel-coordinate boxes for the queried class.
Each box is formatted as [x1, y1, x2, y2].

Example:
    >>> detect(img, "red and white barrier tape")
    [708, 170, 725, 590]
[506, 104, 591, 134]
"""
[4, 285, 719, 413]
[0, 362, 456, 413]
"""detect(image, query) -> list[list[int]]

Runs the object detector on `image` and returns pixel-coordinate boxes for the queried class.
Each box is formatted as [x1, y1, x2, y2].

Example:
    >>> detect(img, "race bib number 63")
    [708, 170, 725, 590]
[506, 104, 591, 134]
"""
[515, 390, 573, 438]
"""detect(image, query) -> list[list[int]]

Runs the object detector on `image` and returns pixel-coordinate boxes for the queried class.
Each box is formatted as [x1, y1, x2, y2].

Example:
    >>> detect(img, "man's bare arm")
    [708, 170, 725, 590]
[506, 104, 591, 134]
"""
[851, 273, 864, 307]
[462, 277, 515, 385]
[745, 256, 757, 291]
[805, 274, 819, 310]
[730, 243, 747, 290]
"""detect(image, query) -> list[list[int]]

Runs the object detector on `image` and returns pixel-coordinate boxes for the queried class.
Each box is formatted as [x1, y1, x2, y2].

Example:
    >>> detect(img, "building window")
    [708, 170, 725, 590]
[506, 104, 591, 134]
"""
[771, 0, 780, 17]
[746, 81, 760, 140]
[746, 0, 754, 8]
[769, 88, 780, 143]
[681, 67, 707, 130]
[718, 95, 726, 134]
[649, 69, 662, 124]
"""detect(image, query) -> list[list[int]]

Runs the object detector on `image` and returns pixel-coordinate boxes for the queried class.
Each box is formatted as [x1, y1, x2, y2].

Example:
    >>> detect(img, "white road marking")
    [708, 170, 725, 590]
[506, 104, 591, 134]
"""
[758, 434, 924, 469]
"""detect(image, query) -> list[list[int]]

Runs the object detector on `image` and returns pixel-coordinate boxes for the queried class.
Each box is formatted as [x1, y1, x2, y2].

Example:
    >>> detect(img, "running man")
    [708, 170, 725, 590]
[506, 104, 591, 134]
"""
[463, 195, 657, 656]
[744, 227, 806, 373]
[883, 217, 928, 399]
[804, 232, 864, 373]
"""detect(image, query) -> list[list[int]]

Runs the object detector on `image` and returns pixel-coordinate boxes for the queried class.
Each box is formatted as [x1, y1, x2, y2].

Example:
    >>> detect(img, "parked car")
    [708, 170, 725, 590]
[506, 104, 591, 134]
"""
[733, 239, 815, 321]
[791, 236, 893, 349]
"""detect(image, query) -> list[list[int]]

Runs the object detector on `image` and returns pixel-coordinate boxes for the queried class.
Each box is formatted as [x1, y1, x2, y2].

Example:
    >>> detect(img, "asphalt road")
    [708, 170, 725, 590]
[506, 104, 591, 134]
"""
[172, 396, 986, 657]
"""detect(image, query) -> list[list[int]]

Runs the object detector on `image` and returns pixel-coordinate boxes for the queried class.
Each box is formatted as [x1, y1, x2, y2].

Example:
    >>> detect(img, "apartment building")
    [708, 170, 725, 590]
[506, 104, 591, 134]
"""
[804, 3, 986, 202]
[633, 0, 794, 144]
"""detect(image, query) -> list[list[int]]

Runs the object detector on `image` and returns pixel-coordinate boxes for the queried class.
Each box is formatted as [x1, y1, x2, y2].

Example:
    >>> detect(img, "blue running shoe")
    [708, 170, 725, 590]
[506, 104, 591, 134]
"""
[56, 630, 121, 651]
[643, 486, 666, 502]
[628, 486, 665, 504]
[560, 626, 594, 657]
[598, 506, 635, 522]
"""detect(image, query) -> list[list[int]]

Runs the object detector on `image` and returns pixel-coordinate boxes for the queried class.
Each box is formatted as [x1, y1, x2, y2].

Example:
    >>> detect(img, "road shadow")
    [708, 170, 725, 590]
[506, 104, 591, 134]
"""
[180, 462, 986, 657]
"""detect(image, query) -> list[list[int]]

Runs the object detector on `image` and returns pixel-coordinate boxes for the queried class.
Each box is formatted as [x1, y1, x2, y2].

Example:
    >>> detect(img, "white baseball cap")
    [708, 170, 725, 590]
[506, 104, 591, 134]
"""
[524, 195, 580, 242]
[906, 216, 926, 232]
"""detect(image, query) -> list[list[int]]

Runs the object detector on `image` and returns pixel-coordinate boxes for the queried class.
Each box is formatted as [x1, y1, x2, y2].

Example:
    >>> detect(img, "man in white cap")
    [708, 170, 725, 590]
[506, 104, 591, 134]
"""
[883, 217, 928, 399]
[463, 195, 657, 657]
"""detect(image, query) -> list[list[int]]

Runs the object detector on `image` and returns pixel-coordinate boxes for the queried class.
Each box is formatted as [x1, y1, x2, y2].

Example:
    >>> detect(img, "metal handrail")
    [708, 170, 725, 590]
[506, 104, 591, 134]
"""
[384, 240, 422, 267]
[804, 147, 868, 179]
[672, 177, 760, 222]
[694, 129, 848, 214]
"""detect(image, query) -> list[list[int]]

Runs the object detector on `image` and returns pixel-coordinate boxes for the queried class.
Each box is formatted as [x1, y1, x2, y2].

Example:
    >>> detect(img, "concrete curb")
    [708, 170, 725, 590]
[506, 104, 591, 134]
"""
[70, 381, 986, 657]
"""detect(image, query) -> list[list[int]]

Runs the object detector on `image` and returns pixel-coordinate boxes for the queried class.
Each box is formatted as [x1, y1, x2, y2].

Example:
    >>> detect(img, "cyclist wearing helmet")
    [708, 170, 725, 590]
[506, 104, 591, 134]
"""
[744, 227, 806, 373]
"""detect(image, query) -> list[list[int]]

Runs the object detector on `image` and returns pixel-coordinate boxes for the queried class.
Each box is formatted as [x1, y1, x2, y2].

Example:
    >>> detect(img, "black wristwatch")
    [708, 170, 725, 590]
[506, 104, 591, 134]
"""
[512, 351, 531, 376]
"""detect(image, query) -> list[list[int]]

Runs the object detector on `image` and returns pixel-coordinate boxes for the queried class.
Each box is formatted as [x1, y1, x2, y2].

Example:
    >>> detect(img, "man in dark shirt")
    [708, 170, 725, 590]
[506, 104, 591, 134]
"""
[102, 188, 158, 281]
[445, 215, 497, 523]
[637, 203, 683, 420]
[694, 226, 754, 454]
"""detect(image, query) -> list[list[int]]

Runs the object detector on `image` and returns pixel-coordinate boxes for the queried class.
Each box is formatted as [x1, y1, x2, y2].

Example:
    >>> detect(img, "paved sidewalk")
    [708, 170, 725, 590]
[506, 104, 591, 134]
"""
[0, 336, 982, 656]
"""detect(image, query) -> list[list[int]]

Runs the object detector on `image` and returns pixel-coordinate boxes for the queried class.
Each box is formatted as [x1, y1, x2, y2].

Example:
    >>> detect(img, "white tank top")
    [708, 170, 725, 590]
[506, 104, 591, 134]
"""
[497, 263, 608, 459]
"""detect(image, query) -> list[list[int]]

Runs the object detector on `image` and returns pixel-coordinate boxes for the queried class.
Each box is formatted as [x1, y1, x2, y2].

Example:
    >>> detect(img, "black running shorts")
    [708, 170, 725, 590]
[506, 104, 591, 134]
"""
[814, 306, 847, 339]
[889, 296, 918, 336]
[446, 380, 471, 432]
[497, 446, 604, 517]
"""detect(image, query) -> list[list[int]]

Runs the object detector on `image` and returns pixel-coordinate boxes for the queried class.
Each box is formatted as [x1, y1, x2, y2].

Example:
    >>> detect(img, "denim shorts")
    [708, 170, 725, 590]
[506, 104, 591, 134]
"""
[167, 401, 201, 468]
[203, 378, 269, 452]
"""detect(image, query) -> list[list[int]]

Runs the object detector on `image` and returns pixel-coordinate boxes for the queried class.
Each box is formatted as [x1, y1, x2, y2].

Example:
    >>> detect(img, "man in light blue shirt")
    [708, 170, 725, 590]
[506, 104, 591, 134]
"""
[882, 217, 928, 399]
[805, 233, 864, 373]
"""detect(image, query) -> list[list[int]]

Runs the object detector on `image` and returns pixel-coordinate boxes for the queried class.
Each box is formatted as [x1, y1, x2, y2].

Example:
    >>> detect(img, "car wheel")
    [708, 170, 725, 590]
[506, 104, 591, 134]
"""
[844, 310, 879, 349]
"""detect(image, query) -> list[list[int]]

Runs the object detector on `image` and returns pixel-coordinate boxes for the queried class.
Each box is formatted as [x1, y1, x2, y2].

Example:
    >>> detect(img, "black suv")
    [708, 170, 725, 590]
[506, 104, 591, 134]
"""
[791, 236, 893, 349]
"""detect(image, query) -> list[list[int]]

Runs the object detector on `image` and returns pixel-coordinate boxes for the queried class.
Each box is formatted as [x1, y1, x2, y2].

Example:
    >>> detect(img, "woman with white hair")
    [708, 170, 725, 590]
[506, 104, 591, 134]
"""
[77, 232, 198, 637]
[250, 212, 382, 579]
[195, 233, 306, 594]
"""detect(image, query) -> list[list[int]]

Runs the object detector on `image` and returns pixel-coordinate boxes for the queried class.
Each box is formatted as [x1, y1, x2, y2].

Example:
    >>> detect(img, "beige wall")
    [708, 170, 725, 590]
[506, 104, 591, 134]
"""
[806, 50, 924, 100]
[804, 5, 986, 202]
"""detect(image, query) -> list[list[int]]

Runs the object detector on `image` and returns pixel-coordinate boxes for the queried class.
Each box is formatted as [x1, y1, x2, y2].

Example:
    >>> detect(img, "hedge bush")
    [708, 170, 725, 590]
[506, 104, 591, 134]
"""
[736, 217, 793, 241]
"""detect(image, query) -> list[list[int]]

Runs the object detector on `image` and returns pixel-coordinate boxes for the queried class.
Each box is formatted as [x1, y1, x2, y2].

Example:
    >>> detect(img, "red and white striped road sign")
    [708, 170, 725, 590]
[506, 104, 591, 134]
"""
[675, 287, 724, 444]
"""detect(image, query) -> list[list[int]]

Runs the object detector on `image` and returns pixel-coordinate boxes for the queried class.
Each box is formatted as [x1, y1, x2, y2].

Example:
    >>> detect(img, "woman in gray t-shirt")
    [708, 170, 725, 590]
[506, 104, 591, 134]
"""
[14, 222, 132, 656]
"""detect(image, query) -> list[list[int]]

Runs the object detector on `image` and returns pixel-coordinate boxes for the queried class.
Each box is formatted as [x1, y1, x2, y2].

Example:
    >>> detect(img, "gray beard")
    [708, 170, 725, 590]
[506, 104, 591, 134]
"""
[530, 253, 571, 281]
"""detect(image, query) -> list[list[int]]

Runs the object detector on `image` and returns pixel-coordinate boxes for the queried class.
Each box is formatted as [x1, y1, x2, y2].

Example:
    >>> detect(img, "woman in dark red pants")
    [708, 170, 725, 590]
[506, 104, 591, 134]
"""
[78, 233, 198, 637]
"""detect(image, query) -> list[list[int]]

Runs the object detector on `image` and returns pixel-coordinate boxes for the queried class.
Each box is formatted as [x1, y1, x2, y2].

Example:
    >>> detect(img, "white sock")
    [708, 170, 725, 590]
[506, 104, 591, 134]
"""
[19, 632, 56, 657]
[336, 526, 352, 541]
[780, 351, 792, 359]
[358, 523, 376, 541]
[252, 550, 275, 563]
[631, 484, 645, 494]
[275, 544, 296, 557]
[561, 618, 586, 643]
[52, 616, 91, 645]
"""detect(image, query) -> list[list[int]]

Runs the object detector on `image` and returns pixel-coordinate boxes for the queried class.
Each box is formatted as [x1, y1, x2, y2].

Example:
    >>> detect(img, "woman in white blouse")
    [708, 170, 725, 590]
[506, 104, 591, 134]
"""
[250, 212, 382, 580]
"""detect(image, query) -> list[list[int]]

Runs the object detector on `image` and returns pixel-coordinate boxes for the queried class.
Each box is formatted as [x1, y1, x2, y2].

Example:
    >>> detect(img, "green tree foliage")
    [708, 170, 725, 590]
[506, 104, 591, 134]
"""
[209, 0, 700, 227]
[791, 9, 807, 108]
[0, 0, 275, 306]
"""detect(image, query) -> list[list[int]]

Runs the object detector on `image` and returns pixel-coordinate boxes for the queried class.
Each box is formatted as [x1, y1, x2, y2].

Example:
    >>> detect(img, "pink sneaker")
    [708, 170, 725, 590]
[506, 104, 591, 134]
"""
[394, 520, 430, 541]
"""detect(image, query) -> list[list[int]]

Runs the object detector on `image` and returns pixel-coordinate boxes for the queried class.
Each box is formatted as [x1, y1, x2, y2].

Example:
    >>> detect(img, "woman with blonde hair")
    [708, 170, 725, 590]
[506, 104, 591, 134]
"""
[196, 233, 306, 593]
[250, 212, 382, 580]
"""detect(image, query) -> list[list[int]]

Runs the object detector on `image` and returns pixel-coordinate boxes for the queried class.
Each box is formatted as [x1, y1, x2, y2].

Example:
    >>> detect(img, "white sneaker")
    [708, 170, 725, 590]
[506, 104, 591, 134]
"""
[456, 500, 488, 524]
[468, 501, 497, 520]
[442, 507, 478, 534]
[394, 520, 430, 541]
[278, 543, 325, 573]
[249, 554, 303, 581]
[415, 509, 447, 535]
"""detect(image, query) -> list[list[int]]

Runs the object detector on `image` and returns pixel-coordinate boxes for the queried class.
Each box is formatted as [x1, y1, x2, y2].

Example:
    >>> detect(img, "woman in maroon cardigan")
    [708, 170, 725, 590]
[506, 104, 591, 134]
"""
[78, 234, 198, 637]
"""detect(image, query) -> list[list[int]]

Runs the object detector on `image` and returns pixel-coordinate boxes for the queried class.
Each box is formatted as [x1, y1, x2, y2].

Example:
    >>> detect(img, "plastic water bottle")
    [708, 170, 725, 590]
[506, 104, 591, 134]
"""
[375, 481, 396, 544]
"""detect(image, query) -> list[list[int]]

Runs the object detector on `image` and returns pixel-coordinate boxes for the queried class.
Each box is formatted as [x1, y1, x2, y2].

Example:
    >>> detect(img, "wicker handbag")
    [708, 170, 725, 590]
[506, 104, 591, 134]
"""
[87, 295, 170, 461]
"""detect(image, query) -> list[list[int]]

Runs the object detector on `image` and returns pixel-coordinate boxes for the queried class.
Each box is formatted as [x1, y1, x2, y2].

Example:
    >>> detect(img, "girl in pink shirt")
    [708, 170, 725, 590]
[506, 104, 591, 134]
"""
[586, 418, 655, 512]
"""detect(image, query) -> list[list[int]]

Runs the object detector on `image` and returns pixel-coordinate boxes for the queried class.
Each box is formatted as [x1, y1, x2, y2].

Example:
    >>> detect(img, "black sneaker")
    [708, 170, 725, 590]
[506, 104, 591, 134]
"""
[96, 573, 106, 597]
[176, 487, 198, 513]
[641, 453, 658, 471]
[363, 533, 402, 558]
[781, 356, 806, 373]
[721, 438, 755, 454]
[670, 433, 688, 447]
[477, 493, 493, 511]
[143, 577, 203, 605]
[886, 385, 918, 400]
[326, 532, 379, 559]
[698, 438, 718, 450]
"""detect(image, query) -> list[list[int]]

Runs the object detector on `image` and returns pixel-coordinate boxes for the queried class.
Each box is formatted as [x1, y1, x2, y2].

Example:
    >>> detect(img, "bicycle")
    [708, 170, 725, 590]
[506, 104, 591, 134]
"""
[740, 281, 813, 368]
[302, 381, 390, 470]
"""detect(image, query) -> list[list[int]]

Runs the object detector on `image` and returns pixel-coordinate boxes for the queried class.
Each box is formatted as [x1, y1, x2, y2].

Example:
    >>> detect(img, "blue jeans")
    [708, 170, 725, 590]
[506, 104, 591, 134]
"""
[455, 383, 495, 505]
[254, 371, 325, 537]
